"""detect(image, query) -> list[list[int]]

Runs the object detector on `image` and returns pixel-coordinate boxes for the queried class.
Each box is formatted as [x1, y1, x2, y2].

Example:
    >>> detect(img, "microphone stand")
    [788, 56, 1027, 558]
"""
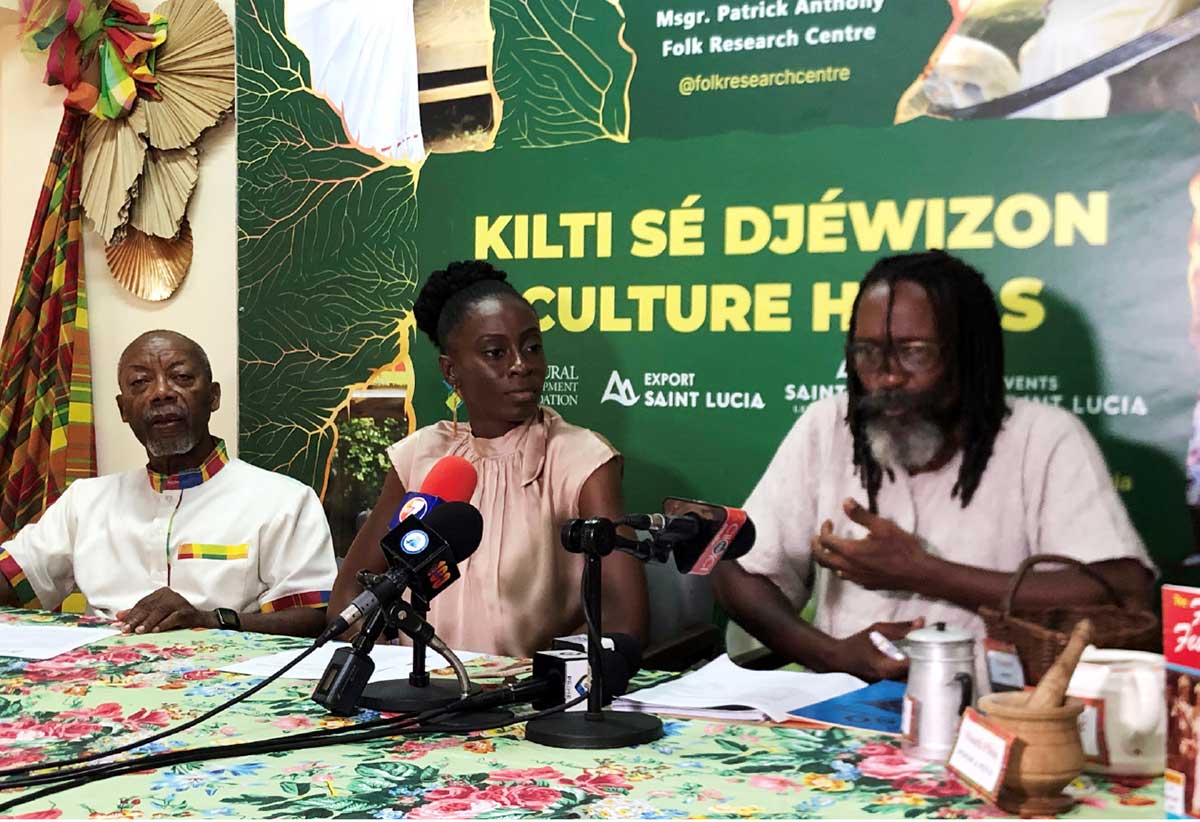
[358, 597, 477, 712]
[353, 597, 514, 727]
[316, 591, 513, 725]
[524, 547, 663, 748]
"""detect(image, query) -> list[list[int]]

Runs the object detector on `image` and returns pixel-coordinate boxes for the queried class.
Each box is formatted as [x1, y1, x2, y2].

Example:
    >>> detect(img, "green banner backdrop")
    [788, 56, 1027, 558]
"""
[237, 0, 1200, 571]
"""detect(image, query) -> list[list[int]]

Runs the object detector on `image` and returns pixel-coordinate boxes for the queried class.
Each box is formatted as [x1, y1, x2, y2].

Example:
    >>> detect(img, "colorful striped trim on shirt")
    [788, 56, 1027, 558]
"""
[261, 590, 330, 613]
[177, 543, 249, 561]
[146, 439, 230, 492]
[0, 549, 42, 608]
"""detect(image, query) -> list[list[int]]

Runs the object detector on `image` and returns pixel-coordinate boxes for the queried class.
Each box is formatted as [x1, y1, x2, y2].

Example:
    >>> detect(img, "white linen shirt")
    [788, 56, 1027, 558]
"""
[0, 446, 336, 617]
[738, 394, 1154, 681]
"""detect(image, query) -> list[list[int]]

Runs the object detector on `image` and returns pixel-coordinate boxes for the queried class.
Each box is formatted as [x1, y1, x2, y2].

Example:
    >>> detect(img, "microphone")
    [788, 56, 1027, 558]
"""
[530, 634, 639, 710]
[319, 501, 484, 644]
[622, 498, 755, 575]
[391, 455, 478, 526]
[621, 512, 699, 537]
[461, 634, 641, 713]
[380, 500, 483, 607]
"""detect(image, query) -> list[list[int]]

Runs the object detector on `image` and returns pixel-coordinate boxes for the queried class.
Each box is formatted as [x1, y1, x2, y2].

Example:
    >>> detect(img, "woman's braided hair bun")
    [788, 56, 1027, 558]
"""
[413, 260, 514, 350]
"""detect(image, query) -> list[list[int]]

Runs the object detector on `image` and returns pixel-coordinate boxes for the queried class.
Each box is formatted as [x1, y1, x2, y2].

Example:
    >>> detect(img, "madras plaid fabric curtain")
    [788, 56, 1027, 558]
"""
[0, 109, 97, 542]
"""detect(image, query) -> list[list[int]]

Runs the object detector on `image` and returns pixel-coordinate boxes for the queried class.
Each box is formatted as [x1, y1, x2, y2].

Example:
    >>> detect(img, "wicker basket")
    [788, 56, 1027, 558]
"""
[978, 553, 1159, 684]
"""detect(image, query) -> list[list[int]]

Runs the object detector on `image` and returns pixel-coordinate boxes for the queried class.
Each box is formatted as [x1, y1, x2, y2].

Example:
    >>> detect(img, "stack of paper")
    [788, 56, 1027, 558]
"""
[613, 654, 865, 722]
[0, 624, 121, 660]
[219, 644, 484, 684]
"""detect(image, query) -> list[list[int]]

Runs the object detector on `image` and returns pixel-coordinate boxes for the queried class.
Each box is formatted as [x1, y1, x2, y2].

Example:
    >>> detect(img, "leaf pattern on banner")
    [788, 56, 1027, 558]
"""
[236, 0, 419, 493]
[492, 0, 635, 148]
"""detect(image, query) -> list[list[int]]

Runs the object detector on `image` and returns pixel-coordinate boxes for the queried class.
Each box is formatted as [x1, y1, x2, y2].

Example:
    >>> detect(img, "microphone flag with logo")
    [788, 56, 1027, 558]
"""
[380, 500, 483, 607]
[390, 455, 478, 527]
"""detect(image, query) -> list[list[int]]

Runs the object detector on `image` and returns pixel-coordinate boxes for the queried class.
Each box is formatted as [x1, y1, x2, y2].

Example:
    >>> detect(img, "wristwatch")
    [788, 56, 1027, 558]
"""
[213, 607, 242, 632]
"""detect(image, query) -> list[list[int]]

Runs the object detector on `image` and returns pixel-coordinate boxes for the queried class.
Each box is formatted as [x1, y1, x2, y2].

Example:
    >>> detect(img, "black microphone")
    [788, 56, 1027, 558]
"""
[619, 500, 755, 575]
[586, 631, 641, 697]
[622, 512, 684, 532]
[461, 634, 641, 712]
[319, 502, 484, 644]
[380, 500, 484, 607]
[318, 571, 403, 647]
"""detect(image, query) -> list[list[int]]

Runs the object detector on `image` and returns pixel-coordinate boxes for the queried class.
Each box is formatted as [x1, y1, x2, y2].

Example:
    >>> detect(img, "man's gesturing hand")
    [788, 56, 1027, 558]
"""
[812, 498, 932, 592]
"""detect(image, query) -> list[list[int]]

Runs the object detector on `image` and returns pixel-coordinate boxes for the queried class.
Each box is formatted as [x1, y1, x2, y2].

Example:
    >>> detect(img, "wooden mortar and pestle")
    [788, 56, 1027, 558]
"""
[976, 620, 1092, 817]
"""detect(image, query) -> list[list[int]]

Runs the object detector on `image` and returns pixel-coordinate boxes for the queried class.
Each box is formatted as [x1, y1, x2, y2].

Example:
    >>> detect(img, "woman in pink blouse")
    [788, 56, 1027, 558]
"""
[330, 261, 648, 656]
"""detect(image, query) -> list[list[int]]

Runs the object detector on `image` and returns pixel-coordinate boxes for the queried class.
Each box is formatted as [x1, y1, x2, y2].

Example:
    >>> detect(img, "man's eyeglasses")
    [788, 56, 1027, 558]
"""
[846, 340, 942, 374]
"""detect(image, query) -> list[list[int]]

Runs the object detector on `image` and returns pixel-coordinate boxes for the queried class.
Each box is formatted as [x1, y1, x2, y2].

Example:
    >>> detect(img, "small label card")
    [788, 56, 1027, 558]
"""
[1074, 695, 1108, 765]
[947, 708, 1017, 802]
[984, 638, 1025, 692]
[1165, 769, 1185, 818]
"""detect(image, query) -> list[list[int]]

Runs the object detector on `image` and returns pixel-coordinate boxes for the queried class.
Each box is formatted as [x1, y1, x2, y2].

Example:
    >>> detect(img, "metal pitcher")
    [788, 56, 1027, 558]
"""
[902, 621, 975, 761]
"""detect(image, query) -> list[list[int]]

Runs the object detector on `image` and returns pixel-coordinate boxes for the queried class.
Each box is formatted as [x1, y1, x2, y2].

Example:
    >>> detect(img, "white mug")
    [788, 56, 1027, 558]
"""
[1066, 647, 1164, 777]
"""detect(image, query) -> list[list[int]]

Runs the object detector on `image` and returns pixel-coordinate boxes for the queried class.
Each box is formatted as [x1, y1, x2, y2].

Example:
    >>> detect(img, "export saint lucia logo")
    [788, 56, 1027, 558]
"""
[601, 370, 639, 407]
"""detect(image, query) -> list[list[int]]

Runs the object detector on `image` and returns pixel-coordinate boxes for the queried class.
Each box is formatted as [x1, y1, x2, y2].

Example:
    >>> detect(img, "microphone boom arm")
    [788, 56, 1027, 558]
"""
[613, 535, 672, 565]
[562, 515, 703, 565]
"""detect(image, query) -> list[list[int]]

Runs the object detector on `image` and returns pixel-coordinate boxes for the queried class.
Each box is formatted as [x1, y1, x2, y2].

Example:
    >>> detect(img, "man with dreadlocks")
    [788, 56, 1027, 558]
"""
[713, 251, 1153, 683]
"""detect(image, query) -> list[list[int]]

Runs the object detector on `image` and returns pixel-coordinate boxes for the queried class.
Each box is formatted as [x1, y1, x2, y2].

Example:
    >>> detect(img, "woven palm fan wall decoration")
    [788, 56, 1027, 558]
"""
[18, 0, 234, 301]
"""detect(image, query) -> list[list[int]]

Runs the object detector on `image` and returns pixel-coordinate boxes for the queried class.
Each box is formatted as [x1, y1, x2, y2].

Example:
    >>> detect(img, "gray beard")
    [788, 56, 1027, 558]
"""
[145, 431, 200, 458]
[865, 416, 946, 471]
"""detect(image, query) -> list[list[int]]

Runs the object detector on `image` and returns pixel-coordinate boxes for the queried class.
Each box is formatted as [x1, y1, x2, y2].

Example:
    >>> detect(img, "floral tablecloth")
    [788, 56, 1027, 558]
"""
[0, 608, 1162, 819]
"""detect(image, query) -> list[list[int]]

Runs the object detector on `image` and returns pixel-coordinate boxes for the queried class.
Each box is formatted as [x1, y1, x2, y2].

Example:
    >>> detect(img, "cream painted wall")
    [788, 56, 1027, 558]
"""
[0, 0, 238, 474]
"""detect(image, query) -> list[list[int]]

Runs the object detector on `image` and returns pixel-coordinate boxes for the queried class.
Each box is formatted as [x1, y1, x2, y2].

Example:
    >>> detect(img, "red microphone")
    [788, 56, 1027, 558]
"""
[420, 456, 477, 501]
[391, 456, 478, 525]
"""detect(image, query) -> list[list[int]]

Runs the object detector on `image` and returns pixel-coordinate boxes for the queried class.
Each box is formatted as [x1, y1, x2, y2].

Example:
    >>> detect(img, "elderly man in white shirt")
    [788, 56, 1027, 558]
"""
[0, 330, 336, 637]
[713, 251, 1155, 683]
